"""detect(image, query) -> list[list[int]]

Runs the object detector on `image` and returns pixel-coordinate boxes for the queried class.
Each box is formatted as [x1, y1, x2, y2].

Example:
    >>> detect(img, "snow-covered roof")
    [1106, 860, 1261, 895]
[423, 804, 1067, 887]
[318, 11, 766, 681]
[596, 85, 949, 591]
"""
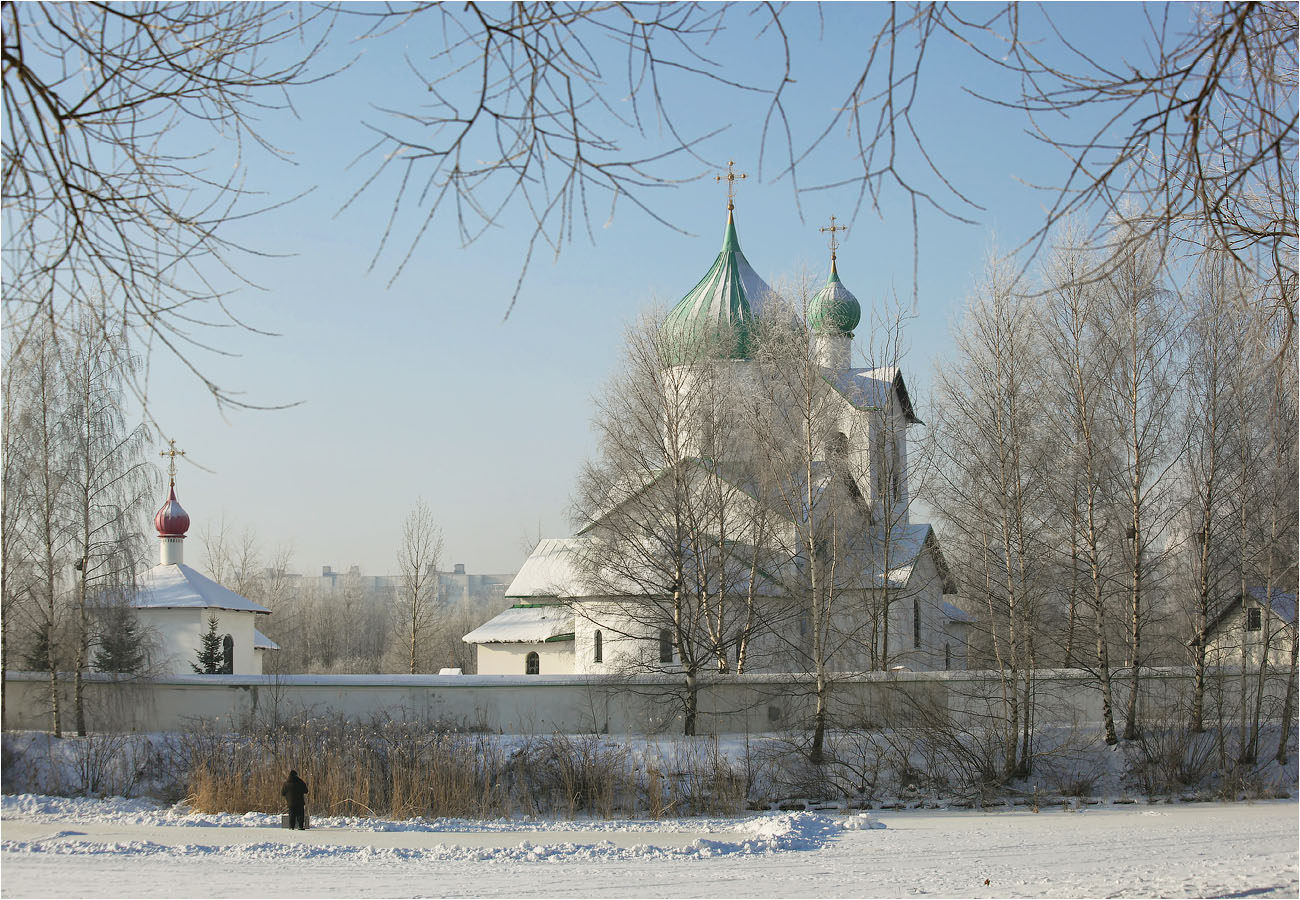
[505, 538, 591, 599]
[1247, 587, 1297, 626]
[941, 600, 974, 624]
[253, 629, 280, 651]
[133, 564, 270, 615]
[837, 524, 954, 592]
[824, 366, 922, 424]
[462, 604, 575, 644]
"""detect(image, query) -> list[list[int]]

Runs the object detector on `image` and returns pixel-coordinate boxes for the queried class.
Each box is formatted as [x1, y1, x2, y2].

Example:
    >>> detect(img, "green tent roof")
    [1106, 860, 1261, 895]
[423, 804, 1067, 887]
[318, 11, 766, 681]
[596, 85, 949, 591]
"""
[661, 212, 776, 365]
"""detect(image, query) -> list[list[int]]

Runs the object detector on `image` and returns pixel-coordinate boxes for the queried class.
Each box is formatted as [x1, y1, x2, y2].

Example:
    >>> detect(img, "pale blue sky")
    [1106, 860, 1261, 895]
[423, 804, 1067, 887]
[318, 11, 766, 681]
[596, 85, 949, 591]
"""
[136, 3, 1161, 576]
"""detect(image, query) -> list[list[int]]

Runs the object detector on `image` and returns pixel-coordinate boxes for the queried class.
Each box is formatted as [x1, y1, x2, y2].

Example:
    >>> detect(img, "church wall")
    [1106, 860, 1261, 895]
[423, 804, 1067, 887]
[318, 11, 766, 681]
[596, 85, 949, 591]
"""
[4, 667, 1291, 736]
[142, 607, 261, 676]
[476, 641, 574, 677]
[1204, 618, 1295, 670]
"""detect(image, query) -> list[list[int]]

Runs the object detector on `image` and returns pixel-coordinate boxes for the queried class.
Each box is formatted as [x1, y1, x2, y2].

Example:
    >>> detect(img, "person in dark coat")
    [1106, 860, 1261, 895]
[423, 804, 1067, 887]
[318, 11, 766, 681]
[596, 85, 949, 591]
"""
[281, 770, 308, 830]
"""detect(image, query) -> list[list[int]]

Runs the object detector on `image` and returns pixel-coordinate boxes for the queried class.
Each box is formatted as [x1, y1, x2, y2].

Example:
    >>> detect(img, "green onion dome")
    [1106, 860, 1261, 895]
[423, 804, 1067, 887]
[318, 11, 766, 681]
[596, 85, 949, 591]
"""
[808, 261, 861, 336]
[661, 212, 776, 365]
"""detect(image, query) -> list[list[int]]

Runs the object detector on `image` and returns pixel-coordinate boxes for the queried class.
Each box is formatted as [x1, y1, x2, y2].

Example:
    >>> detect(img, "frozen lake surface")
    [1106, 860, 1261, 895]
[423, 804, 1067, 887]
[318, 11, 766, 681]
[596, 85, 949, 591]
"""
[2, 795, 1296, 898]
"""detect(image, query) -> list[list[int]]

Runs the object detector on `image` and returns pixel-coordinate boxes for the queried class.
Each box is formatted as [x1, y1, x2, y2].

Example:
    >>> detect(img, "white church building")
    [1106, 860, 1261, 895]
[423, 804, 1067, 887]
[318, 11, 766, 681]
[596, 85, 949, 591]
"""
[133, 475, 279, 675]
[465, 200, 970, 677]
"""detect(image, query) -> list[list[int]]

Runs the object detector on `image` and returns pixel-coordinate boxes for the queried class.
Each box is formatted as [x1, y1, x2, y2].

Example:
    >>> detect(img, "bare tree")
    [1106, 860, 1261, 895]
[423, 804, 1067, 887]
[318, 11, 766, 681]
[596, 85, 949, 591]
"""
[8, 4, 1291, 412]
[1037, 235, 1122, 745]
[395, 499, 443, 674]
[6, 318, 72, 736]
[927, 253, 1053, 776]
[62, 313, 155, 735]
[573, 314, 771, 735]
[1093, 228, 1185, 740]
[1179, 246, 1253, 731]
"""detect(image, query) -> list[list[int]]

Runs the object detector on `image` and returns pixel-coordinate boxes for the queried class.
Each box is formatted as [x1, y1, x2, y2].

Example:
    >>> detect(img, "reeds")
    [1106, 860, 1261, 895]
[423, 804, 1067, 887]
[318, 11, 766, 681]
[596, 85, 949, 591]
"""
[178, 713, 750, 819]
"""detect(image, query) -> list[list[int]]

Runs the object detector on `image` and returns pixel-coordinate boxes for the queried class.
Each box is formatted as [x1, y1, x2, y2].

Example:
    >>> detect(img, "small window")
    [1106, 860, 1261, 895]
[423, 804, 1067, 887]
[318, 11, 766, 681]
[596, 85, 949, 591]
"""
[525, 651, 540, 675]
[594, 630, 603, 664]
[659, 629, 674, 664]
[1247, 608, 1262, 632]
[913, 599, 921, 649]
[944, 643, 951, 671]
[222, 634, 234, 674]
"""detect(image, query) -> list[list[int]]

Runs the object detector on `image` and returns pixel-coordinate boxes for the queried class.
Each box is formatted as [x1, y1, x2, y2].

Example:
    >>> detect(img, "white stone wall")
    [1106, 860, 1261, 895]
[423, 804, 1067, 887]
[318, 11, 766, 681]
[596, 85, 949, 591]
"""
[4, 667, 1291, 736]
[475, 641, 575, 676]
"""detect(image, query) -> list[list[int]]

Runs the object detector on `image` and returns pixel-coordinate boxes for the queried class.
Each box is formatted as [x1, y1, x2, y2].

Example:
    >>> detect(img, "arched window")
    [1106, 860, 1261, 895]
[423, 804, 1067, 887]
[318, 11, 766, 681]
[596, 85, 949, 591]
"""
[525, 651, 540, 675]
[593, 630, 603, 664]
[659, 629, 674, 664]
[222, 634, 234, 674]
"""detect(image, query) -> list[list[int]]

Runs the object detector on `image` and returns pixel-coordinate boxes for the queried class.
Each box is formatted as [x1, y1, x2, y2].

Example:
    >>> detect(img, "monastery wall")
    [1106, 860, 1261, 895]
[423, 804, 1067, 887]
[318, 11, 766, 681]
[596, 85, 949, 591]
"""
[2, 668, 1291, 736]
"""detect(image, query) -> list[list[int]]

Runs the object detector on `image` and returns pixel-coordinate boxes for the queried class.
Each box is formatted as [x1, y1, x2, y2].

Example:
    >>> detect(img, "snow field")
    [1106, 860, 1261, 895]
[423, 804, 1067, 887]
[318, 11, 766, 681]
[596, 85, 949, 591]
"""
[2, 794, 1297, 898]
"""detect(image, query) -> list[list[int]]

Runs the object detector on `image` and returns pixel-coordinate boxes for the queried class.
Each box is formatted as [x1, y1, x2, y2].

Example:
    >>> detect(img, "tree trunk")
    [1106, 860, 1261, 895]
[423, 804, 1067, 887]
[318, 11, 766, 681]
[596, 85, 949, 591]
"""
[1276, 624, 1298, 765]
[682, 668, 697, 737]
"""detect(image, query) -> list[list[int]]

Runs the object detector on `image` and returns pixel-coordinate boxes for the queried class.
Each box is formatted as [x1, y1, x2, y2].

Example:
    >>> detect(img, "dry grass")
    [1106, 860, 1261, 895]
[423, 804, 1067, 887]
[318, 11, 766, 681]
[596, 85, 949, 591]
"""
[182, 713, 509, 818]
[179, 715, 748, 820]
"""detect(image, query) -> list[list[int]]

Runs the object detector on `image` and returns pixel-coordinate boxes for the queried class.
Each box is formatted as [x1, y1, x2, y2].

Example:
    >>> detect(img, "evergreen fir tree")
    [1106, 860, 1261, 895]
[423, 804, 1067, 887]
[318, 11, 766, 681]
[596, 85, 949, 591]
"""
[23, 626, 53, 671]
[193, 613, 224, 674]
[93, 605, 145, 674]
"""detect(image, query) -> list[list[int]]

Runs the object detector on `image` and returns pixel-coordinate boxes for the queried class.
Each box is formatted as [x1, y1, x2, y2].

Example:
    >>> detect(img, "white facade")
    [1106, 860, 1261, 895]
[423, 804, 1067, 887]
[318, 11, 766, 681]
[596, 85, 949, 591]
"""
[475, 640, 575, 676]
[1203, 590, 1297, 670]
[141, 606, 263, 676]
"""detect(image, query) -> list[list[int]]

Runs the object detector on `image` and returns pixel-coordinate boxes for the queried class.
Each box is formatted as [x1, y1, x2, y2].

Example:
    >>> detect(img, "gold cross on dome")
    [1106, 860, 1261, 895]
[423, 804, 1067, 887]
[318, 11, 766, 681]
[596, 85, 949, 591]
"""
[820, 215, 848, 262]
[715, 160, 747, 211]
[159, 439, 185, 486]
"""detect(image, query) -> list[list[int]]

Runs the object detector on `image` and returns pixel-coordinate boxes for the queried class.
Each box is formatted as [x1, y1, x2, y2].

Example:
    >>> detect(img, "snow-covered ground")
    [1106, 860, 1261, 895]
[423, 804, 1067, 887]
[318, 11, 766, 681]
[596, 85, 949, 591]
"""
[2, 794, 1296, 898]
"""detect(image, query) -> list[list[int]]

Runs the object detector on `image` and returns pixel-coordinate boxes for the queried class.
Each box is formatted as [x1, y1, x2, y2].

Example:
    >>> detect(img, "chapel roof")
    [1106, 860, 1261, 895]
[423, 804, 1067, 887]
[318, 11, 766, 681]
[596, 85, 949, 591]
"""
[461, 604, 575, 645]
[133, 563, 271, 615]
[254, 629, 281, 651]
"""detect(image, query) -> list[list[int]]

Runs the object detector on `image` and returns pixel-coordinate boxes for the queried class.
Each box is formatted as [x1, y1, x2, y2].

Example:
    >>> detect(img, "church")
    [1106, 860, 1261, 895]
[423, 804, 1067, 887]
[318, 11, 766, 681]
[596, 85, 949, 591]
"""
[465, 187, 970, 677]
[131, 449, 279, 676]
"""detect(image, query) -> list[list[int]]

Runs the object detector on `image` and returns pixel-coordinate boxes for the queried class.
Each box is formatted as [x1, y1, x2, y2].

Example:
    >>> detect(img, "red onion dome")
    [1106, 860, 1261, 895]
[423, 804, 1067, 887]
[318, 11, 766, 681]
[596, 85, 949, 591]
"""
[154, 485, 190, 537]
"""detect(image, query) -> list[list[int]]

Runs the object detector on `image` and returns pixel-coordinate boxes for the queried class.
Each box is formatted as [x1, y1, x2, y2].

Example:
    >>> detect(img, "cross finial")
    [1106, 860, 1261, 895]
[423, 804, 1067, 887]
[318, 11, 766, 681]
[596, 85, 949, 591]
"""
[715, 160, 747, 211]
[820, 215, 848, 263]
[160, 439, 185, 486]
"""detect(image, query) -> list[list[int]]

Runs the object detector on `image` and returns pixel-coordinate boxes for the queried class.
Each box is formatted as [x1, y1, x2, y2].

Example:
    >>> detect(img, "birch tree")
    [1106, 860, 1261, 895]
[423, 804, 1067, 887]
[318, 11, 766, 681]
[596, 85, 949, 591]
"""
[928, 255, 1052, 775]
[573, 316, 770, 736]
[1038, 237, 1122, 745]
[395, 499, 443, 674]
[1179, 248, 1252, 731]
[1094, 230, 1184, 740]
[62, 315, 154, 734]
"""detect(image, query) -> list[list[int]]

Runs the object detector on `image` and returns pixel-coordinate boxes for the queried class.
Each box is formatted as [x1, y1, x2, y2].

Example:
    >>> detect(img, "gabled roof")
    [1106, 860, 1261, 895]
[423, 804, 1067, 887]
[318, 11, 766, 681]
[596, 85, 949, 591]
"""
[838, 523, 953, 591]
[133, 563, 271, 615]
[462, 604, 575, 644]
[1205, 587, 1299, 638]
[824, 366, 922, 424]
[505, 538, 590, 599]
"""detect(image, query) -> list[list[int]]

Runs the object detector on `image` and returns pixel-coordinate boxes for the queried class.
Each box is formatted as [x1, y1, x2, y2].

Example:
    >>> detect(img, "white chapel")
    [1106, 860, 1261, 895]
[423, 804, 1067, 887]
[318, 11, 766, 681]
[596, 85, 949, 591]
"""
[465, 198, 970, 676]
[133, 461, 279, 676]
